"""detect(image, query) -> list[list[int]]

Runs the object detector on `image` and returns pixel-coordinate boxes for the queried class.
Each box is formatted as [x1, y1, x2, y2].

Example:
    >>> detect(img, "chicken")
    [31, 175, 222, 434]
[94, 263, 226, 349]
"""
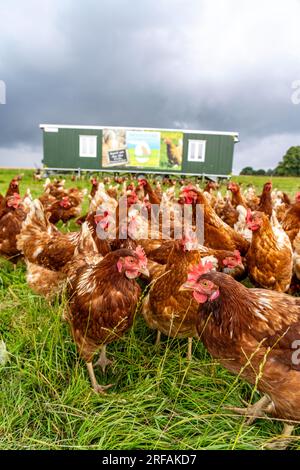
[0, 193, 27, 264]
[180, 267, 300, 447]
[17, 199, 78, 272]
[147, 239, 245, 279]
[281, 196, 300, 243]
[227, 182, 248, 209]
[243, 184, 260, 210]
[44, 178, 66, 198]
[39, 189, 57, 211]
[39, 180, 84, 224]
[198, 246, 246, 280]
[292, 229, 300, 281]
[65, 245, 149, 393]
[181, 187, 250, 255]
[47, 195, 81, 224]
[3, 176, 21, 199]
[33, 169, 42, 181]
[234, 205, 253, 242]
[203, 180, 218, 208]
[203, 181, 219, 193]
[137, 178, 161, 204]
[25, 260, 67, 300]
[90, 177, 99, 199]
[218, 197, 239, 228]
[257, 181, 273, 217]
[142, 235, 201, 359]
[246, 210, 293, 292]
[289, 229, 300, 294]
[89, 182, 118, 214]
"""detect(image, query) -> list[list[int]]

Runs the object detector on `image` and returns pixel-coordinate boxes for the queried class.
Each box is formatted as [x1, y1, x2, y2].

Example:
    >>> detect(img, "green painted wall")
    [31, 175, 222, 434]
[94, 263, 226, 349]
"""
[42, 128, 236, 175]
[43, 128, 102, 170]
[182, 133, 235, 175]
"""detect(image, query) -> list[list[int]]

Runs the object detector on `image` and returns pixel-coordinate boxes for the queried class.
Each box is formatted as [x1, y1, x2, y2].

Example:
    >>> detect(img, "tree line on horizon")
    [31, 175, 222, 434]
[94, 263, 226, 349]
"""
[239, 146, 300, 176]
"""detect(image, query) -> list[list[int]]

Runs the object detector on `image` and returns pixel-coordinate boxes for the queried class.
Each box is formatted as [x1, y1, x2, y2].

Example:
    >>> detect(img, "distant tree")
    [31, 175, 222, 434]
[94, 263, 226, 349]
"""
[240, 166, 254, 175]
[266, 168, 274, 176]
[255, 169, 266, 175]
[274, 146, 300, 176]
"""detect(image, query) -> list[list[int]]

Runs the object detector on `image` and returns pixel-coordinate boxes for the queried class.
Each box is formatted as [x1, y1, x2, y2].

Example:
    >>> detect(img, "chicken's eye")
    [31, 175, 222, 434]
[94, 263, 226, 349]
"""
[201, 280, 209, 286]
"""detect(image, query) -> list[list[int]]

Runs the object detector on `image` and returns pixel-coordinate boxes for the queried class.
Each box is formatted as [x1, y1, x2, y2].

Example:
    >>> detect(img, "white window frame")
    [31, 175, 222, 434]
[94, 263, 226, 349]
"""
[187, 139, 206, 162]
[79, 135, 97, 158]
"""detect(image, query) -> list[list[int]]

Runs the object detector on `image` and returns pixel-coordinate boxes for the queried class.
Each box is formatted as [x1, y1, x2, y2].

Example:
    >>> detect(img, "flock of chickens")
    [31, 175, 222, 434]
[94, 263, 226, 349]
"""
[1, 173, 300, 448]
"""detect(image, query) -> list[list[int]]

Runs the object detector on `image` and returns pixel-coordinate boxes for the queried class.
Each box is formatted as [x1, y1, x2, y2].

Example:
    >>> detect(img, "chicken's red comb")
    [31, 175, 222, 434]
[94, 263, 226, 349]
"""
[296, 192, 300, 202]
[94, 211, 109, 223]
[187, 260, 214, 283]
[233, 250, 242, 263]
[135, 245, 147, 266]
[181, 184, 197, 193]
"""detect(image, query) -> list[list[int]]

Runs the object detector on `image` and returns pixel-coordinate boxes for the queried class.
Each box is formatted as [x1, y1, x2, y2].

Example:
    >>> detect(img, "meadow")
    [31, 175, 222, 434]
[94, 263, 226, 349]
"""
[0, 169, 300, 450]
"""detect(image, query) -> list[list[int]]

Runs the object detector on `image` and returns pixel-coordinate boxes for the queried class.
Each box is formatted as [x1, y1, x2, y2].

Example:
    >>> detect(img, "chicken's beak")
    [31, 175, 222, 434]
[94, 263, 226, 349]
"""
[139, 266, 150, 277]
[179, 281, 195, 292]
[209, 288, 220, 301]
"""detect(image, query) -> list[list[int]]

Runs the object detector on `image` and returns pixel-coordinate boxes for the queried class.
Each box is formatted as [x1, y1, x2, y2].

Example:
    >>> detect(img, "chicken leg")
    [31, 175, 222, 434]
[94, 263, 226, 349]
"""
[155, 330, 161, 346]
[86, 362, 113, 394]
[94, 345, 113, 373]
[225, 394, 271, 424]
[187, 337, 193, 361]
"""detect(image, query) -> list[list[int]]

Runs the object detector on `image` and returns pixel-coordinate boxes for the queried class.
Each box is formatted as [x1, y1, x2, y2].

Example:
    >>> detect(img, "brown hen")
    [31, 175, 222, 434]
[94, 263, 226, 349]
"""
[181, 269, 300, 446]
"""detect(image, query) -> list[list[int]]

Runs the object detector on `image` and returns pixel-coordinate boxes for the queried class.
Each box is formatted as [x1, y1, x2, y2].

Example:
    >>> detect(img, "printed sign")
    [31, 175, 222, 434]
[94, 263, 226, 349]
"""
[107, 149, 128, 166]
[102, 128, 183, 170]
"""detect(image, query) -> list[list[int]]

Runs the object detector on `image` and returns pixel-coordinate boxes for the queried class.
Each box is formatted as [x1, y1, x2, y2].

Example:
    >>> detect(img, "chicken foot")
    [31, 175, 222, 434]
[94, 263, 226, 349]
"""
[93, 345, 114, 373]
[86, 362, 114, 394]
[225, 394, 272, 425]
[264, 423, 295, 450]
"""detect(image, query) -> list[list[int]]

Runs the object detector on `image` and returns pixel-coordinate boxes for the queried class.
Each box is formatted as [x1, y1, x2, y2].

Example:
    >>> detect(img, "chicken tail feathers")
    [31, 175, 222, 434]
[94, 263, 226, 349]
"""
[16, 199, 54, 259]
[75, 221, 98, 257]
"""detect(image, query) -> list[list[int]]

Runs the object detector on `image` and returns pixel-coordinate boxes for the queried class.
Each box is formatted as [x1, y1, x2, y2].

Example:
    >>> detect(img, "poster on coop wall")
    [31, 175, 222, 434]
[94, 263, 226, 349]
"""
[101, 128, 183, 170]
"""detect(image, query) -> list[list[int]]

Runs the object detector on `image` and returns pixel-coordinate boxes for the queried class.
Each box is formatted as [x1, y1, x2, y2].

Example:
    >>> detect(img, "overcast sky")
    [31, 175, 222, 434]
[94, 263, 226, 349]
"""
[0, 0, 300, 173]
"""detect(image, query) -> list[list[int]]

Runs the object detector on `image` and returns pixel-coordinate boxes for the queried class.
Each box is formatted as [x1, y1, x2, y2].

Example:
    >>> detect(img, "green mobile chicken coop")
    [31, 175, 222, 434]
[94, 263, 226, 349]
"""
[40, 124, 239, 178]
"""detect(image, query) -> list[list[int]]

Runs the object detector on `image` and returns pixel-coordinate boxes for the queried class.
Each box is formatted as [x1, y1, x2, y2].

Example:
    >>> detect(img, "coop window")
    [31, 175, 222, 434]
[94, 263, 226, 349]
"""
[79, 135, 97, 158]
[187, 140, 206, 162]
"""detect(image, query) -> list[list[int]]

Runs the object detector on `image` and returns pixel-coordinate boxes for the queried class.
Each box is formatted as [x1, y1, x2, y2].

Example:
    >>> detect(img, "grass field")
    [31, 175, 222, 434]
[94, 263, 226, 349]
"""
[0, 169, 300, 450]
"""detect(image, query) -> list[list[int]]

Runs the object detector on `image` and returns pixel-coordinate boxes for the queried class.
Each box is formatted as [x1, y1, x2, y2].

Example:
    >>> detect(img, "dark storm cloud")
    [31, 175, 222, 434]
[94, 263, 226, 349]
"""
[0, 0, 300, 170]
